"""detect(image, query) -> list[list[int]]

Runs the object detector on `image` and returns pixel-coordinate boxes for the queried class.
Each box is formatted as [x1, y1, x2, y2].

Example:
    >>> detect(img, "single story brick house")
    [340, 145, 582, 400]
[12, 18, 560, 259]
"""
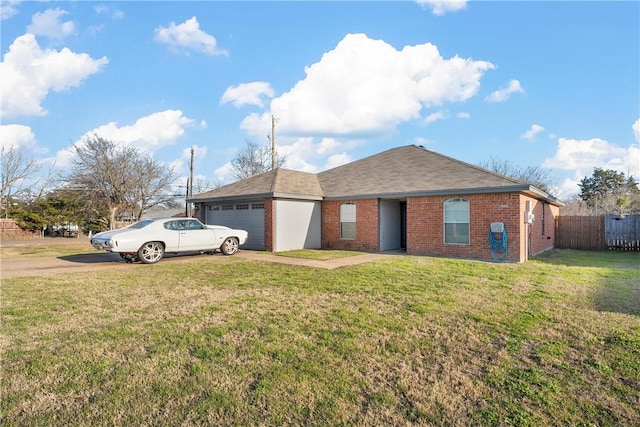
[189, 145, 562, 262]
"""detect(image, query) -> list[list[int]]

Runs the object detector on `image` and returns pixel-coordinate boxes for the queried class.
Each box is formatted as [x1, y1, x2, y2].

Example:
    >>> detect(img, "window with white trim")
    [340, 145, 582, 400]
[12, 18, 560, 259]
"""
[444, 198, 469, 244]
[340, 203, 356, 239]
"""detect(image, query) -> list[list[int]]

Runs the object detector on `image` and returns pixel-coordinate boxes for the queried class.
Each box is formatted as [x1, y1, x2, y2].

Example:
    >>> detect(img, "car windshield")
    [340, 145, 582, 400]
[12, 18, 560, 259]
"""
[129, 219, 155, 229]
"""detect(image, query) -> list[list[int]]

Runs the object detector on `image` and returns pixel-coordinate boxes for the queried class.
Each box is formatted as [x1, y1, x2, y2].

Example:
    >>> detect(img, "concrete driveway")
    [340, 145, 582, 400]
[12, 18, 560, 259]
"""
[1, 238, 394, 278]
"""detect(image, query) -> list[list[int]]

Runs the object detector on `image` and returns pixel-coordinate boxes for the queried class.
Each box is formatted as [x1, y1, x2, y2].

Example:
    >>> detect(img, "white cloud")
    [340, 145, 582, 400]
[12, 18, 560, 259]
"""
[543, 137, 640, 196]
[457, 112, 470, 119]
[0, 124, 36, 151]
[425, 110, 447, 125]
[170, 144, 208, 175]
[213, 161, 233, 183]
[241, 33, 494, 138]
[56, 110, 193, 167]
[207, 133, 358, 184]
[27, 8, 75, 39]
[324, 152, 352, 170]
[221, 82, 274, 108]
[1, 0, 21, 20]
[633, 118, 640, 143]
[0, 33, 108, 119]
[94, 5, 124, 20]
[485, 79, 524, 103]
[79, 110, 194, 151]
[416, 0, 468, 16]
[88, 5, 123, 35]
[521, 124, 545, 141]
[154, 17, 227, 56]
[275, 137, 361, 174]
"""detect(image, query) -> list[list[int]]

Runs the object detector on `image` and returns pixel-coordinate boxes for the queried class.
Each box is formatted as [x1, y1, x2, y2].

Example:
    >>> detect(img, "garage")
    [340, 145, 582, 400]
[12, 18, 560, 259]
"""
[205, 201, 265, 250]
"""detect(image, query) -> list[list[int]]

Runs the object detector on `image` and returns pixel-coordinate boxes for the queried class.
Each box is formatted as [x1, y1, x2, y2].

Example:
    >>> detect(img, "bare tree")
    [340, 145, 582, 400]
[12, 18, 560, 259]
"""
[478, 156, 558, 195]
[1, 146, 41, 217]
[230, 139, 287, 181]
[192, 177, 223, 194]
[125, 155, 178, 221]
[66, 135, 176, 229]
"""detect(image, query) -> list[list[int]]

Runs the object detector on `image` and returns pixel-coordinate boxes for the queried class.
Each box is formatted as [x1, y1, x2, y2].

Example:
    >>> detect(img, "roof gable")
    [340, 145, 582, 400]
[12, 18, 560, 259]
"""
[190, 168, 322, 202]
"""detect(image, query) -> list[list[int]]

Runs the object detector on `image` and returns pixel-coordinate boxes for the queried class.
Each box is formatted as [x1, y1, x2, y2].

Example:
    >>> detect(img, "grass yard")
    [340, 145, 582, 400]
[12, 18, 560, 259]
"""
[1, 249, 639, 425]
[0, 240, 92, 258]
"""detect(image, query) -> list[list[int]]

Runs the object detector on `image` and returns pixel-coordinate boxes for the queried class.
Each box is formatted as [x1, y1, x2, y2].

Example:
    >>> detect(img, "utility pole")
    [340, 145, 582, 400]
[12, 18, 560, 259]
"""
[188, 147, 194, 217]
[271, 115, 276, 170]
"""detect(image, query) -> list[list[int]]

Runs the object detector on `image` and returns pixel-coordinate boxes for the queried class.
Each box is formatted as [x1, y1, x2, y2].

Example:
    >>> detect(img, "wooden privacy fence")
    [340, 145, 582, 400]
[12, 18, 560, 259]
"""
[556, 216, 605, 250]
[605, 214, 640, 250]
[556, 215, 640, 251]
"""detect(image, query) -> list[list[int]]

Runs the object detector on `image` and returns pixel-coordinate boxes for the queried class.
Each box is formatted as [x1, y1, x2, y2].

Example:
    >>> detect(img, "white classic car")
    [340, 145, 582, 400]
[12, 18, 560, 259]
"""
[90, 218, 248, 264]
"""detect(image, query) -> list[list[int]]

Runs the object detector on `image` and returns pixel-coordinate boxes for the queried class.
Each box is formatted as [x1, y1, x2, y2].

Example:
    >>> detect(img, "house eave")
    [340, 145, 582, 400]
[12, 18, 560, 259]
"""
[189, 192, 324, 204]
[521, 186, 564, 206]
[272, 192, 324, 201]
[188, 193, 273, 204]
[190, 186, 563, 207]
[323, 185, 564, 206]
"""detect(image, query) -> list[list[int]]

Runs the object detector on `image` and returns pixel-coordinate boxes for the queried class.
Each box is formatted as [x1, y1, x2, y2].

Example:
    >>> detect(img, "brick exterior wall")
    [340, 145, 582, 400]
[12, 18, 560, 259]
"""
[322, 200, 379, 252]
[407, 193, 526, 262]
[522, 196, 559, 258]
[264, 198, 274, 252]
[199, 192, 558, 262]
[320, 193, 558, 263]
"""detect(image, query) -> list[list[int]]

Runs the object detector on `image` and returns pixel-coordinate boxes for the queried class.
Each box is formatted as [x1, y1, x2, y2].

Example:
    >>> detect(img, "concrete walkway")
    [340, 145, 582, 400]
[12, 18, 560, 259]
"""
[236, 251, 396, 269]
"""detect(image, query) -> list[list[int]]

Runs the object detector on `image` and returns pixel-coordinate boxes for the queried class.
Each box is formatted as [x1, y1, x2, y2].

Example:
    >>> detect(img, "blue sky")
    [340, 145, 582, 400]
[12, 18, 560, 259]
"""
[1, 0, 638, 200]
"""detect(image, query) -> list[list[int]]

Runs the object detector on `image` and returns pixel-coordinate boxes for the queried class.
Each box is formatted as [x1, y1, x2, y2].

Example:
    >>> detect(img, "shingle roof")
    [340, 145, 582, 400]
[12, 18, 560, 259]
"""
[317, 145, 525, 198]
[190, 168, 323, 202]
[190, 145, 561, 205]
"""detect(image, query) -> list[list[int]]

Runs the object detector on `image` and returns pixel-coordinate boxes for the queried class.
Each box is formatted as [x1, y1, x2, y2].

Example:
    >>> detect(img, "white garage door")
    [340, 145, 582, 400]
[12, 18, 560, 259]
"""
[274, 200, 321, 251]
[205, 201, 265, 250]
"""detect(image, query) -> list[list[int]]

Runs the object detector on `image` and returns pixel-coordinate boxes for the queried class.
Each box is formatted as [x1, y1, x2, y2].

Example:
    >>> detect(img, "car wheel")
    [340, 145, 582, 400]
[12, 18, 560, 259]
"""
[220, 237, 239, 255]
[137, 241, 164, 264]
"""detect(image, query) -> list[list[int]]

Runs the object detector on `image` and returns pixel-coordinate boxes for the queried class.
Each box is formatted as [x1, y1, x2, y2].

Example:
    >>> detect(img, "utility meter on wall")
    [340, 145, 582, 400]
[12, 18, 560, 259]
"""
[525, 212, 535, 224]
[490, 222, 505, 233]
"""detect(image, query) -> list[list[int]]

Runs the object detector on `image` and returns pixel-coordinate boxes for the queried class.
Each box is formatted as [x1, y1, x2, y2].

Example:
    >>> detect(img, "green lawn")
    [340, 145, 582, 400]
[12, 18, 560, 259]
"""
[1, 249, 638, 425]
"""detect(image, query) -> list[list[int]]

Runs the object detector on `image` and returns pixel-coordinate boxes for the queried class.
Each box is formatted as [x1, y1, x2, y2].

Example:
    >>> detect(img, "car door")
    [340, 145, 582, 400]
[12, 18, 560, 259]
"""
[162, 220, 182, 251]
[177, 219, 216, 251]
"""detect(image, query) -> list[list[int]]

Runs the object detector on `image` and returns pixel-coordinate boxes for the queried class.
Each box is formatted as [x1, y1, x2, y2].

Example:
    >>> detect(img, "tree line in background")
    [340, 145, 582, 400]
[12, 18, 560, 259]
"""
[565, 168, 640, 216]
[478, 157, 640, 216]
[2, 136, 180, 235]
[2, 140, 638, 236]
[1, 138, 284, 235]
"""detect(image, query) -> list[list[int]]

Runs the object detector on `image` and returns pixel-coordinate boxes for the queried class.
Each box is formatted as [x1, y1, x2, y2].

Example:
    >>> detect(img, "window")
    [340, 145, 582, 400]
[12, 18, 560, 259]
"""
[340, 203, 356, 239]
[164, 221, 180, 231]
[185, 219, 204, 230]
[209, 206, 220, 211]
[221, 205, 234, 211]
[131, 219, 154, 229]
[236, 204, 249, 210]
[251, 203, 264, 210]
[444, 198, 469, 244]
